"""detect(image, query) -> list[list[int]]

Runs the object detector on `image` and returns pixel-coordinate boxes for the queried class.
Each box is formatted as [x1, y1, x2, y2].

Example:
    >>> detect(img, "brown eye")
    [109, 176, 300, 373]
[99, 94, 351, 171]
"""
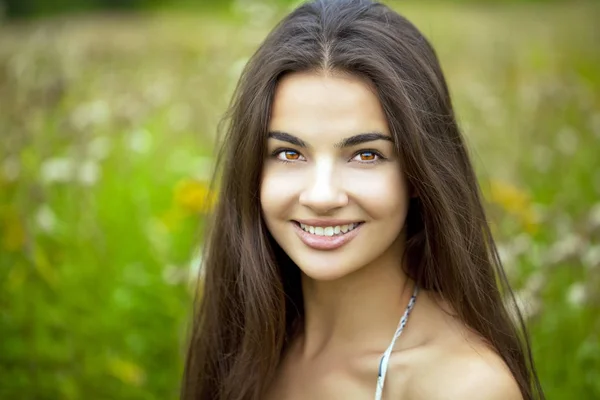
[352, 151, 381, 162]
[276, 150, 304, 162]
[285, 151, 300, 160]
[359, 151, 376, 161]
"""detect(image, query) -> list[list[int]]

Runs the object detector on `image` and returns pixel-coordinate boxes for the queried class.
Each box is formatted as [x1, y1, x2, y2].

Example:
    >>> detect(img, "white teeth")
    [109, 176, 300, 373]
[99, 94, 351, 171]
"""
[299, 222, 361, 236]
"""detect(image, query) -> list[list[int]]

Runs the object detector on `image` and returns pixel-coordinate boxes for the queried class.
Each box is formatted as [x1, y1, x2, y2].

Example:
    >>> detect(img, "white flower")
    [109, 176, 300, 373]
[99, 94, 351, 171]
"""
[582, 245, 600, 270]
[524, 272, 546, 294]
[77, 160, 100, 186]
[544, 233, 586, 265]
[497, 243, 512, 264]
[512, 233, 533, 257]
[127, 128, 153, 154]
[70, 100, 110, 130]
[566, 283, 587, 307]
[188, 247, 204, 284]
[40, 157, 75, 183]
[35, 204, 57, 233]
[40, 157, 100, 186]
[88, 136, 112, 161]
[511, 289, 541, 321]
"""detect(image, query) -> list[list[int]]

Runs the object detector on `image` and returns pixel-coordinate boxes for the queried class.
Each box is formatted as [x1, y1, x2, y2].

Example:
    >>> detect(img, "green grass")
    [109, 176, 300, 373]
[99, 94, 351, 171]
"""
[1, 1, 599, 398]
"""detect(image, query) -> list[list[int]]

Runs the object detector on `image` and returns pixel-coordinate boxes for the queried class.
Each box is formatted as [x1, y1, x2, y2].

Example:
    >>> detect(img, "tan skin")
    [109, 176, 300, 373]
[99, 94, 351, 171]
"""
[261, 71, 522, 400]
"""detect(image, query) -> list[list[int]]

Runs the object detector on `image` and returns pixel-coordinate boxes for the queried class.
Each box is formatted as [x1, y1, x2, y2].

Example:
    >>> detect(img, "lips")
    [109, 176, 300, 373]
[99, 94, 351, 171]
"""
[292, 221, 363, 250]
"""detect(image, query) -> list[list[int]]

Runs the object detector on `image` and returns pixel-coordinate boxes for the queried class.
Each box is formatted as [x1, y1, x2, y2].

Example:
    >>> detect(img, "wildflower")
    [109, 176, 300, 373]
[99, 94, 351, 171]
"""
[510, 289, 541, 321]
[127, 128, 153, 154]
[544, 233, 586, 265]
[87, 136, 112, 161]
[106, 356, 146, 387]
[487, 179, 539, 234]
[524, 271, 546, 294]
[173, 178, 217, 215]
[77, 160, 101, 186]
[70, 100, 110, 131]
[188, 247, 204, 282]
[40, 157, 75, 183]
[582, 245, 600, 270]
[39, 157, 100, 186]
[566, 283, 587, 307]
[35, 204, 57, 233]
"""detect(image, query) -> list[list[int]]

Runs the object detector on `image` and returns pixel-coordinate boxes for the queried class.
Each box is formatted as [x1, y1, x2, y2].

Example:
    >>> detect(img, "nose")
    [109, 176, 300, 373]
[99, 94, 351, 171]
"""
[299, 159, 348, 213]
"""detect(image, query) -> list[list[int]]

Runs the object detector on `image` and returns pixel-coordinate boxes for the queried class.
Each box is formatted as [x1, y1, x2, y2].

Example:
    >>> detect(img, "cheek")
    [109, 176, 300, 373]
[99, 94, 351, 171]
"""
[260, 166, 300, 218]
[346, 167, 409, 220]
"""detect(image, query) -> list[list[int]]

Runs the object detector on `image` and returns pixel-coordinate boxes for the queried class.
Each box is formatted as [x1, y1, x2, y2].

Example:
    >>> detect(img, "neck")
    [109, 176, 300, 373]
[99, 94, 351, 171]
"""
[297, 250, 414, 361]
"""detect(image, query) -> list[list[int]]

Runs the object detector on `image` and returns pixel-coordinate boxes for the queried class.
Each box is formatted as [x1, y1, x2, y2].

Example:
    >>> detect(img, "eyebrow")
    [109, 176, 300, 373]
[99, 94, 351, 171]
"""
[267, 131, 393, 148]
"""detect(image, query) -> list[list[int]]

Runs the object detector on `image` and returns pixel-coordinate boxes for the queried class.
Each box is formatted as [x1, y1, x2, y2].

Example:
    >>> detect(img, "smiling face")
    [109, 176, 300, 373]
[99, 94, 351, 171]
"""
[260, 71, 411, 281]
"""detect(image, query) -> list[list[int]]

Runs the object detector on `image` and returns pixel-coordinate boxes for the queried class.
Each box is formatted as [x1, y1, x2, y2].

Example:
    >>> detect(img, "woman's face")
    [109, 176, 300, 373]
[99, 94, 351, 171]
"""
[261, 71, 410, 281]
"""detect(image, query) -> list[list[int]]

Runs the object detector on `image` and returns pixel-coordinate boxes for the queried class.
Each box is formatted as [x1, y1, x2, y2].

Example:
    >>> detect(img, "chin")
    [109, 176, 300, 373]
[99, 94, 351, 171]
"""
[292, 251, 364, 282]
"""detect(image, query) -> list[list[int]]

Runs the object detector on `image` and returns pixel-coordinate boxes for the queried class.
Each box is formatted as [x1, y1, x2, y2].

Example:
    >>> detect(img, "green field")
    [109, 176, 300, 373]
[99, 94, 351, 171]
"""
[1, 1, 599, 398]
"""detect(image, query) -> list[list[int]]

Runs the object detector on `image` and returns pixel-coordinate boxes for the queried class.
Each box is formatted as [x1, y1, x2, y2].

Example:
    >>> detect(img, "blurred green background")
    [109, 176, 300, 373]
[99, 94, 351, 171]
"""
[0, 0, 599, 398]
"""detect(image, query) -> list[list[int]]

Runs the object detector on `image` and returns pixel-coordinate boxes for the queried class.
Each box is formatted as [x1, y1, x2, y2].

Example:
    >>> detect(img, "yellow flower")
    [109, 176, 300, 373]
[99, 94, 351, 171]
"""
[487, 179, 539, 234]
[173, 178, 217, 214]
[107, 356, 146, 387]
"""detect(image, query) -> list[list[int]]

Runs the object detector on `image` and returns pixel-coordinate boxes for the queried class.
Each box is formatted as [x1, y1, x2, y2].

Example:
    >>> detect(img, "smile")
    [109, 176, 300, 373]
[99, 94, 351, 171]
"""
[298, 222, 361, 236]
[292, 221, 364, 250]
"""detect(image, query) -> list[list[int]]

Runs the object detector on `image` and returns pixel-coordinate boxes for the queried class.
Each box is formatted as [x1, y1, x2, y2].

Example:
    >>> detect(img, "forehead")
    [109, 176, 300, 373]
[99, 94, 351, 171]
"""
[268, 71, 390, 141]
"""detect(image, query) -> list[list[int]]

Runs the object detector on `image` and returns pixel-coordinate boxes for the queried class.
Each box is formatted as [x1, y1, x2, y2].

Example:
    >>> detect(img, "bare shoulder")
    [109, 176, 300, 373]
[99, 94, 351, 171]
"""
[391, 290, 524, 400]
[408, 345, 523, 400]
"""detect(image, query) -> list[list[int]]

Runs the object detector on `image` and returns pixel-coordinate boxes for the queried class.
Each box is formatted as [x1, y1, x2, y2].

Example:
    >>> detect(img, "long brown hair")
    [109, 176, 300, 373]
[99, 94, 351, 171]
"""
[181, 0, 544, 399]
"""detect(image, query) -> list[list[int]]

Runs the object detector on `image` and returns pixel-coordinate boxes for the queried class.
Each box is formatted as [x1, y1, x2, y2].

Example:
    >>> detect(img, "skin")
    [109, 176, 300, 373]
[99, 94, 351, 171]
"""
[261, 71, 522, 400]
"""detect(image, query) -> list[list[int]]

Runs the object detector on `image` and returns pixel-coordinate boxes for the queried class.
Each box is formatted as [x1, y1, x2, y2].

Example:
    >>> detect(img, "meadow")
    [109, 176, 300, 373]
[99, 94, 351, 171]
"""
[0, 1, 599, 398]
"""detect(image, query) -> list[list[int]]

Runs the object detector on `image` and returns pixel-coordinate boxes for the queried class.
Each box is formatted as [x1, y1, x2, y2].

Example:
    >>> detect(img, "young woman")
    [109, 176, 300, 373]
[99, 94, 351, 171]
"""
[181, 0, 544, 399]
